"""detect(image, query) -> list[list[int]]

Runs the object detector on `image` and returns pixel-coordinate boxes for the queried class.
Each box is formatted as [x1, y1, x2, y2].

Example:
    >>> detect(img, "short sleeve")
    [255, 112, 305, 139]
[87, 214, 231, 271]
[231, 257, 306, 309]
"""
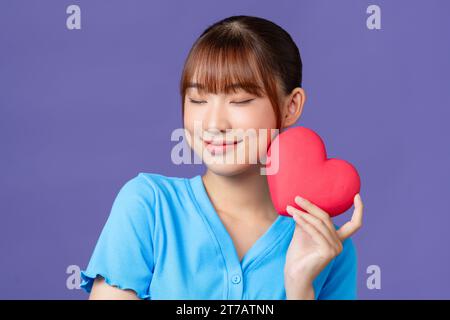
[317, 236, 358, 300]
[80, 174, 156, 299]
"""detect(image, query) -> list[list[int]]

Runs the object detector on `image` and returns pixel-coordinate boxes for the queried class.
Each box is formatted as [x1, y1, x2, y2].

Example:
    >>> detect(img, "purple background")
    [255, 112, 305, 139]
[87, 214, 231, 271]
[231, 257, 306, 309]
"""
[1, 0, 449, 299]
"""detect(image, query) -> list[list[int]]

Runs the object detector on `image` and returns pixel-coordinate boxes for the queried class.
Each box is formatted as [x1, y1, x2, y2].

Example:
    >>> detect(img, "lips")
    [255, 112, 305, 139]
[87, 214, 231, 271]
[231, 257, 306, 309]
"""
[201, 138, 242, 155]
[204, 139, 241, 145]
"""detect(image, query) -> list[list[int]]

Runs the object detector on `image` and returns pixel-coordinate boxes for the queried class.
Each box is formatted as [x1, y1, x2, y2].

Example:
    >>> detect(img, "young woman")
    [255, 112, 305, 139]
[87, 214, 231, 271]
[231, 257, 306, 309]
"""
[80, 15, 364, 300]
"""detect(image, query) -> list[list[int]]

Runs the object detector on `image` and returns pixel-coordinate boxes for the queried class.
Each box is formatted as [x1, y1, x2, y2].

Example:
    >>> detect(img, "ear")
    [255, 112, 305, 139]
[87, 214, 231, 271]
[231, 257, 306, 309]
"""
[281, 87, 306, 129]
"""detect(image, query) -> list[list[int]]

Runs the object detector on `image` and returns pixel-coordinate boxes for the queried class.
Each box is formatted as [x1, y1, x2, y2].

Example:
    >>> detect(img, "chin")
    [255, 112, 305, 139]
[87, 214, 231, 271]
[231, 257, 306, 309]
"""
[204, 163, 255, 177]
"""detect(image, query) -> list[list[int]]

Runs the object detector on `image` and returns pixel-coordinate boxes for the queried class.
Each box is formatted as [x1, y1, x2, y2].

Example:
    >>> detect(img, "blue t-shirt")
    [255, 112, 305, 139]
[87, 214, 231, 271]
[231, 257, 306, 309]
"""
[80, 172, 358, 299]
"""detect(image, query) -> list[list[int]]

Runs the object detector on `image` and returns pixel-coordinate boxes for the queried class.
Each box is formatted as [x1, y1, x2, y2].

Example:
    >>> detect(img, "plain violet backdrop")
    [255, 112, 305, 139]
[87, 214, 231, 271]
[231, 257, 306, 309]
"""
[1, 0, 449, 299]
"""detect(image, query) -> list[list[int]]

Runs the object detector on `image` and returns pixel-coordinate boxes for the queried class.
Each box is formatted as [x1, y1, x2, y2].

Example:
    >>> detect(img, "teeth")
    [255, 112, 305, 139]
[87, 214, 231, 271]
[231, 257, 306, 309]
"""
[212, 142, 234, 145]
[205, 140, 239, 145]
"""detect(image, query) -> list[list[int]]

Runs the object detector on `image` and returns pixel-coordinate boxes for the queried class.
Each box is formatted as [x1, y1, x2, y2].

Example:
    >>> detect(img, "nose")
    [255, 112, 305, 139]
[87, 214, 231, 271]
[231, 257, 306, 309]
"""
[203, 101, 231, 134]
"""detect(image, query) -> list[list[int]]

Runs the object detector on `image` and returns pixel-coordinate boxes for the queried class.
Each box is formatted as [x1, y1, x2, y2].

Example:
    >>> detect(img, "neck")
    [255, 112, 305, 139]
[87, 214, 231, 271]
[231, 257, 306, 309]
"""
[201, 166, 278, 222]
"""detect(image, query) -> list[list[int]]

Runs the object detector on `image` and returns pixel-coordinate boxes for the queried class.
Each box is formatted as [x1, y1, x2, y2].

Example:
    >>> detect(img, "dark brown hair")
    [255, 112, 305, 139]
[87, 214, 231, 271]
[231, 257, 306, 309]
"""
[180, 15, 302, 129]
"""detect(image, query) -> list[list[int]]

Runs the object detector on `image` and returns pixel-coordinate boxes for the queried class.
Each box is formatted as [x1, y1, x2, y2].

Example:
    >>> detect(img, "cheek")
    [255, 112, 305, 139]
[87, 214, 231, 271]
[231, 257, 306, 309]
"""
[234, 103, 277, 158]
[183, 107, 204, 133]
[183, 109, 199, 148]
[233, 103, 277, 130]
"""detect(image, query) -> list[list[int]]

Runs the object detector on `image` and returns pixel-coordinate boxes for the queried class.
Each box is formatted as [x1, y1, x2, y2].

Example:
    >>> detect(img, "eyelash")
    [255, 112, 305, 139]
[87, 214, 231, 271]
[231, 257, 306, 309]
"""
[189, 98, 254, 105]
[189, 99, 206, 104]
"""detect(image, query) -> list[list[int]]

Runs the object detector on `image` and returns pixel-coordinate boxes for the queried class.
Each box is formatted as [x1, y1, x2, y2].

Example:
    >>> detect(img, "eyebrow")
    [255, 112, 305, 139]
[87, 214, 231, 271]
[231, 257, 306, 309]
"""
[186, 82, 259, 92]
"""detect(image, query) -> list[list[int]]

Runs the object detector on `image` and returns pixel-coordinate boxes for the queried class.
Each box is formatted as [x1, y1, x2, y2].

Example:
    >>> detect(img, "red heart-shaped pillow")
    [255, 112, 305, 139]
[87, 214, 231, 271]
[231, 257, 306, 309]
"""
[265, 126, 361, 217]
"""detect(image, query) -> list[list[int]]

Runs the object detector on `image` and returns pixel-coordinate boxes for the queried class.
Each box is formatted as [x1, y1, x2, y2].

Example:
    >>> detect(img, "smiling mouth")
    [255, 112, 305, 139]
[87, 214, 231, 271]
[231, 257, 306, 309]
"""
[202, 139, 243, 155]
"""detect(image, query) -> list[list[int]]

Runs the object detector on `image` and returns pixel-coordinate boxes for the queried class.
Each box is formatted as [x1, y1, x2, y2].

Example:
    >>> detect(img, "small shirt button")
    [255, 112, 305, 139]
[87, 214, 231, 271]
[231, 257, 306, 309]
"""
[231, 274, 241, 284]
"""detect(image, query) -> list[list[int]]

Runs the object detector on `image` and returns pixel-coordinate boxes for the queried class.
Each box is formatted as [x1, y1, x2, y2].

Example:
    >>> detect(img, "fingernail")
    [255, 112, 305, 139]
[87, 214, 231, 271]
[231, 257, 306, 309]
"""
[295, 196, 305, 203]
[286, 205, 293, 215]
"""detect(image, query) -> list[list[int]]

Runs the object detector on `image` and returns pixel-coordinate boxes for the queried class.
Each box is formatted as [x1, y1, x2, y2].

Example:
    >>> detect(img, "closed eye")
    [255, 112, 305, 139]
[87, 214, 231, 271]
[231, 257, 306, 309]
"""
[188, 98, 255, 105]
[232, 99, 255, 105]
[189, 98, 207, 104]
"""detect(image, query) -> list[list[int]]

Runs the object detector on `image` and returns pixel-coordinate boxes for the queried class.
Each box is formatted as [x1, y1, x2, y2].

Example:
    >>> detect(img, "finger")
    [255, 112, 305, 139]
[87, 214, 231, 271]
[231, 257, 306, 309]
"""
[294, 196, 335, 229]
[288, 206, 342, 252]
[294, 196, 336, 234]
[289, 208, 333, 249]
[337, 193, 364, 241]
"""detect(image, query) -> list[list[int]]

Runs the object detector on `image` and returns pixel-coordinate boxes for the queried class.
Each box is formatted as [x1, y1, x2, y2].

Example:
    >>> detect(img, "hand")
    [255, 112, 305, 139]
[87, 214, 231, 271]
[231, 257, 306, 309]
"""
[284, 193, 364, 300]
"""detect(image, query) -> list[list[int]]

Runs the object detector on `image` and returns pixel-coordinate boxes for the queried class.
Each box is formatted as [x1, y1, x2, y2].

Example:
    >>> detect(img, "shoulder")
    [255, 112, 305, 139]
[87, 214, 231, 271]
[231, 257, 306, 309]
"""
[136, 172, 187, 192]
[112, 171, 190, 214]
[324, 224, 358, 283]
[102, 172, 189, 241]
[332, 223, 358, 265]
[338, 237, 357, 270]
[329, 224, 358, 284]
[109, 172, 187, 224]
[315, 225, 358, 299]
[117, 172, 187, 202]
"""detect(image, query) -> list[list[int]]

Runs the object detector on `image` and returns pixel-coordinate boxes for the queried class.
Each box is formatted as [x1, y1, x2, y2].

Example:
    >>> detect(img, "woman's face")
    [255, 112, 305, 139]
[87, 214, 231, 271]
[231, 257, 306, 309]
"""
[183, 84, 279, 177]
